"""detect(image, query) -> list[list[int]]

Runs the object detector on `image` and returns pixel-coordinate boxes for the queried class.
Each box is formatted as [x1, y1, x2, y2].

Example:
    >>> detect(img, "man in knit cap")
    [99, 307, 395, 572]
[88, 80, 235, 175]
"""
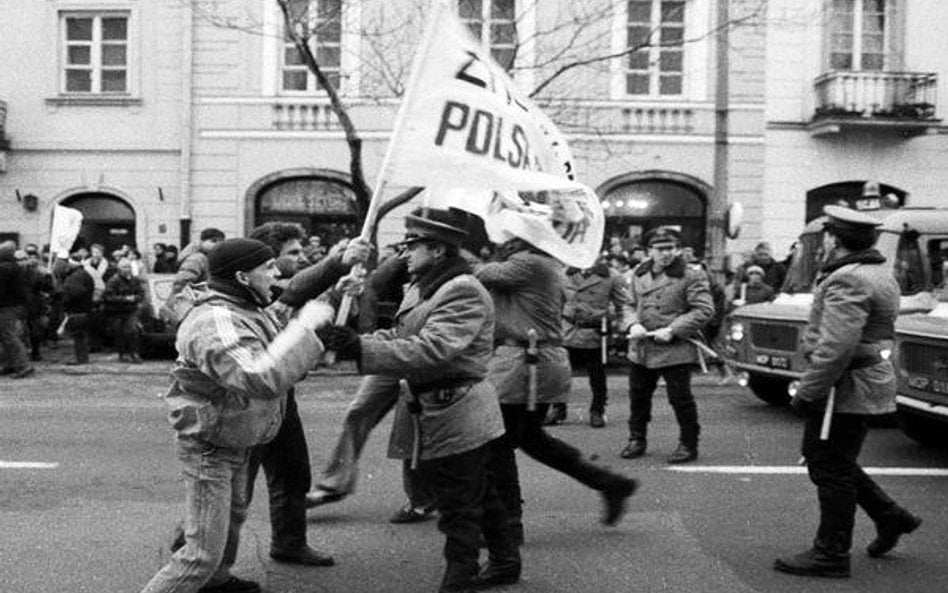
[141, 238, 336, 593]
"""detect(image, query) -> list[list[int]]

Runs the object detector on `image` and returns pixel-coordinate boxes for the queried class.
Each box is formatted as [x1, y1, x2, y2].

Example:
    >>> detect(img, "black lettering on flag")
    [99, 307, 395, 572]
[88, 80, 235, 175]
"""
[435, 101, 470, 146]
[466, 109, 493, 155]
[508, 125, 526, 168]
[455, 51, 488, 88]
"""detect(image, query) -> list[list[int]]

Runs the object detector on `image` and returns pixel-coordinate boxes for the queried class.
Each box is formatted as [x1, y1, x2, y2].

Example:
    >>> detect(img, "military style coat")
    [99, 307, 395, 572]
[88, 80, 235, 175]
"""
[795, 249, 899, 415]
[476, 250, 572, 404]
[562, 264, 629, 350]
[358, 263, 505, 461]
[624, 256, 714, 368]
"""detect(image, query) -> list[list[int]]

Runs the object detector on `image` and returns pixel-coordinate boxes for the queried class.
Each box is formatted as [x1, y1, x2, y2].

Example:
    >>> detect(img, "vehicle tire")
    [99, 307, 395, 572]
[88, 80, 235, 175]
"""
[747, 375, 791, 406]
[896, 406, 948, 447]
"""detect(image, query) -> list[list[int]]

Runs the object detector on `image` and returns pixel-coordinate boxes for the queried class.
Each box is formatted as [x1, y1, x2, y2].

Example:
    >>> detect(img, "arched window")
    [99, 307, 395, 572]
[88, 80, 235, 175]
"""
[254, 176, 358, 246]
[60, 192, 135, 254]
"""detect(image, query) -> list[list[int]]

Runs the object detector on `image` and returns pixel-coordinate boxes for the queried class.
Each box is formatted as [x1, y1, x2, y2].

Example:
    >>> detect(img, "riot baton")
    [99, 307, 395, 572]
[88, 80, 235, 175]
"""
[600, 316, 608, 366]
[526, 329, 539, 412]
[400, 379, 423, 470]
[819, 388, 836, 441]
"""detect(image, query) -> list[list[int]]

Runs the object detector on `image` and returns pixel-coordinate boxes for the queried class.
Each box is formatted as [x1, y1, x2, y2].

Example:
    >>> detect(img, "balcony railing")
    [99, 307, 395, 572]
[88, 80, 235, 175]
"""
[811, 71, 940, 135]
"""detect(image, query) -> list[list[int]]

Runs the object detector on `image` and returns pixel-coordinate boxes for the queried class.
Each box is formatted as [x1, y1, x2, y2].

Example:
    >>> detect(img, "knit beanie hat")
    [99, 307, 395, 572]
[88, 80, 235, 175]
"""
[208, 238, 274, 281]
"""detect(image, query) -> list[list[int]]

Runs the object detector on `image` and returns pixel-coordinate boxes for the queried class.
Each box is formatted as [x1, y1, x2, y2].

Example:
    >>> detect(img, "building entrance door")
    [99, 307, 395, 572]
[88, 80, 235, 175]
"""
[60, 193, 136, 254]
[600, 179, 707, 256]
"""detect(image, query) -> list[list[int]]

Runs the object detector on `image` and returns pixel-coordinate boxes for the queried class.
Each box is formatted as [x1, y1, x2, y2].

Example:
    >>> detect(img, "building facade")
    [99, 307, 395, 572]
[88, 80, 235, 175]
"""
[0, 0, 944, 268]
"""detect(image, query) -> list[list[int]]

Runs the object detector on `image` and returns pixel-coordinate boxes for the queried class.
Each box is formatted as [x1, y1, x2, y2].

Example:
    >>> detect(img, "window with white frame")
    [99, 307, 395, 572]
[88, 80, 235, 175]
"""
[459, 0, 517, 71]
[625, 0, 685, 96]
[828, 0, 887, 71]
[281, 0, 342, 92]
[60, 11, 130, 94]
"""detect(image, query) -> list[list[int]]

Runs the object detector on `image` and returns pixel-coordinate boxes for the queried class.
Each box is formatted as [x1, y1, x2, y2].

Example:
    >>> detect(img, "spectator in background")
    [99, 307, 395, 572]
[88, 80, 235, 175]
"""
[628, 246, 647, 267]
[607, 254, 634, 285]
[102, 258, 145, 363]
[735, 242, 786, 293]
[171, 228, 225, 294]
[62, 250, 95, 365]
[19, 249, 54, 362]
[126, 248, 145, 277]
[0, 242, 34, 378]
[159, 244, 180, 274]
[736, 265, 776, 305]
[151, 243, 167, 273]
[83, 243, 112, 304]
[303, 235, 327, 264]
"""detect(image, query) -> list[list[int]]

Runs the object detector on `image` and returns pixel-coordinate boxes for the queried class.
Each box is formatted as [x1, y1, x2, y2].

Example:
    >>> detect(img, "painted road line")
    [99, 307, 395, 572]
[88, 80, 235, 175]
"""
[667, 465, 948, 477]
[0, 461, 59, 469]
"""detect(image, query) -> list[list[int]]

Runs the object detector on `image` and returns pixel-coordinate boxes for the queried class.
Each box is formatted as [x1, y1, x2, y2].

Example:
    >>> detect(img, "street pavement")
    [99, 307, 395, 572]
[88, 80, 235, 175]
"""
[2, 352, 947, 593]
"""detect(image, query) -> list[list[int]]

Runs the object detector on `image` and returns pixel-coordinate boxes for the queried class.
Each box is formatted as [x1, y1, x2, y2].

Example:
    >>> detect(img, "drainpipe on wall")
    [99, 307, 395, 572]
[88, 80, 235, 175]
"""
[708, 0, 730, 281]
[178, 2, 194, 249]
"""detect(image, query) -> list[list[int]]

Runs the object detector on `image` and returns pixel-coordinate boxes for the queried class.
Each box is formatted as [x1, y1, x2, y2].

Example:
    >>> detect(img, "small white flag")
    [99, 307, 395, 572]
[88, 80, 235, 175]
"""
[49, 205, 83, 258]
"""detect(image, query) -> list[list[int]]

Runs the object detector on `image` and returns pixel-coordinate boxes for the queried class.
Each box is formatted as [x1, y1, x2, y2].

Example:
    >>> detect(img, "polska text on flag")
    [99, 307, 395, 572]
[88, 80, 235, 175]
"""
[381, 0, 603, 268]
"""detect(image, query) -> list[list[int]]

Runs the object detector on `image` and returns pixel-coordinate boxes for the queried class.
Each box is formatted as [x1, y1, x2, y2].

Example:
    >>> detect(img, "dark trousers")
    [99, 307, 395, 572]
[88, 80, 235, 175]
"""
[802, 412, 898, 549]
[108, 310, 140, 355]
[0, 306, 29, 370]
[246, 390, 312, 551]
[492, 403, 626, 523]
[419, 440, 516, 591]
[628, 363, 700, 447]
[568, 347, 607, 413]
[66, 313, 91, 364]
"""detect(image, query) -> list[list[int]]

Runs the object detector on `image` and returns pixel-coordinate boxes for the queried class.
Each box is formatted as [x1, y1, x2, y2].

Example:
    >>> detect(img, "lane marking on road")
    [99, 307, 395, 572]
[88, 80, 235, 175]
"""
[0, 461, 59, 469]
[667, 465, 948, 476]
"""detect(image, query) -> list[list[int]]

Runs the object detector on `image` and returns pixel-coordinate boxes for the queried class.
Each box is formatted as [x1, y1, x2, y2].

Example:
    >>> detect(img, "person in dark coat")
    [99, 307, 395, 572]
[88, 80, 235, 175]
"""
[319, 209, 516, 593]
[774, 206, 921, 579]
[476, 237, 639, 549]
[549, 261, 629, 427]
[620, 227, 714, 463]
[102, 258, 145, 362]
[61, 252, 96, 365]
[734, 241, 786, 293]
[737, 264, 776, 305]
[0, 242, 33, 377]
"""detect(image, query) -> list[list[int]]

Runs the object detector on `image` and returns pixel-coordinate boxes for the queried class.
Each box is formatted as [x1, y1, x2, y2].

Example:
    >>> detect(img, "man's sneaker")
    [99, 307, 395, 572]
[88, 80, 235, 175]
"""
[389, 503, 436, 524]
[619, 439, 647, 459]
[197, 576, 261, 593]
[667, 444, 698, 464]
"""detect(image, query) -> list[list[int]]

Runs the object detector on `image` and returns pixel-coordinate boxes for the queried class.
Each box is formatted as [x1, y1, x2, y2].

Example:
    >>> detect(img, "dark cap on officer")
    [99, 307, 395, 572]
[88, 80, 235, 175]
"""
[646, 227, 681, 248]
[400, 207, 469, 248]
[823, 205, 881, 251]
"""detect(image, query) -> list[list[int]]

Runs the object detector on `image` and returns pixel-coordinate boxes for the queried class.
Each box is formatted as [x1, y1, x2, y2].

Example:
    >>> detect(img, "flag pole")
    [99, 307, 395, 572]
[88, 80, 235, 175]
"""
[332, 0, 446, 327]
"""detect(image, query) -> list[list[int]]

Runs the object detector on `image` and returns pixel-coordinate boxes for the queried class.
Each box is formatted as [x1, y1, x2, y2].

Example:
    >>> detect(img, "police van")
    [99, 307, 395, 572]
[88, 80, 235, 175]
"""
[893, 298, 948, 445]
[722, 207, 948, 406]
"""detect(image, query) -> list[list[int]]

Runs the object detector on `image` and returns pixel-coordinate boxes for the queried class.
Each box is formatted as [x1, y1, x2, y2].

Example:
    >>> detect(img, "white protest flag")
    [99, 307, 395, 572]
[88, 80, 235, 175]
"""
[379, 0, 603, 268]
[49, 205, 83, 258]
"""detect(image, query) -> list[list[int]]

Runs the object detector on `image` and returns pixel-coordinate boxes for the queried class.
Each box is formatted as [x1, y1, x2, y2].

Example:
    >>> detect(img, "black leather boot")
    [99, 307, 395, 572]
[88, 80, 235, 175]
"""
[774, 538, 851, 578]
[868, 508, 921, 558]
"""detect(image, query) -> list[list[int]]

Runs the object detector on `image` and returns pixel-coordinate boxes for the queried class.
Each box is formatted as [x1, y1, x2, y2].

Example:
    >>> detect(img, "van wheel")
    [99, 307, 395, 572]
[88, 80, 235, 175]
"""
[747, 375, 791, 406]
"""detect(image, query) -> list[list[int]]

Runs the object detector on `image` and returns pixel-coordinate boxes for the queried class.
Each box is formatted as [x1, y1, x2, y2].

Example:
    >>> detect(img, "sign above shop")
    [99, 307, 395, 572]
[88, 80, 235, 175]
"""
[258, 178, 356, 216]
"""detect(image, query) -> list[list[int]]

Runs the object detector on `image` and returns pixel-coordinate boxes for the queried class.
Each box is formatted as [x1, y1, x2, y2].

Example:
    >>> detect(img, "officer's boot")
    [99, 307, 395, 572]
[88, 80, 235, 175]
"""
[868, 507, 922, 558]
[438, 561, 479, 593]
[475, 519, 522, 588]
[774, 535, 851, 578]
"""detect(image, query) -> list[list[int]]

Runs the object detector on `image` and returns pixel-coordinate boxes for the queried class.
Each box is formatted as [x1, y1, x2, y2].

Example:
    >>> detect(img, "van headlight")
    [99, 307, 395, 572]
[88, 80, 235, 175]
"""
[729, 322, 745, 342]
[788, 380, 801, 397]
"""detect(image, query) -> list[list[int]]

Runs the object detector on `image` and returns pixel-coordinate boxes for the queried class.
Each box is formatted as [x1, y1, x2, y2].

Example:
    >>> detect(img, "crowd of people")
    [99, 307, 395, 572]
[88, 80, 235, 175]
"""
[1, 205, 921, 592]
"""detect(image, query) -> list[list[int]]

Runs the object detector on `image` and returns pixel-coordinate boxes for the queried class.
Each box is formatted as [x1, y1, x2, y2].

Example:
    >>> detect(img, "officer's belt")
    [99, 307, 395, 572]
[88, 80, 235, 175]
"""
[495, 338, 561, 349]
[409, 376, 480, 395]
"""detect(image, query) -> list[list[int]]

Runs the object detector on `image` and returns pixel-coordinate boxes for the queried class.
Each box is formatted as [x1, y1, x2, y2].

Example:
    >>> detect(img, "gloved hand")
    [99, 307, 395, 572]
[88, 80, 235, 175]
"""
[627, 324, 648, 340]
[342, 238, 373, 268]
[316, 325, 362, 361]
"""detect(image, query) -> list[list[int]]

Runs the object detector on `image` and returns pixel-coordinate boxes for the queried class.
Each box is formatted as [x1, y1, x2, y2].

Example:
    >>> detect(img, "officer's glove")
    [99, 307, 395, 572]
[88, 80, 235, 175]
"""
[316, 325, 362, 361]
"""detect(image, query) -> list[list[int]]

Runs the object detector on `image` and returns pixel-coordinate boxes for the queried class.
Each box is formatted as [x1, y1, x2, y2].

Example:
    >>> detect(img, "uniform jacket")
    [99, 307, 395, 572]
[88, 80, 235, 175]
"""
[795, 249, 899, 415]
[164, 289, 324, 449]
[476, 250, 571, 404]
[358, 258, 505, 461]
[625, 256, 714, 368]
[562, 264, 629, 350]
